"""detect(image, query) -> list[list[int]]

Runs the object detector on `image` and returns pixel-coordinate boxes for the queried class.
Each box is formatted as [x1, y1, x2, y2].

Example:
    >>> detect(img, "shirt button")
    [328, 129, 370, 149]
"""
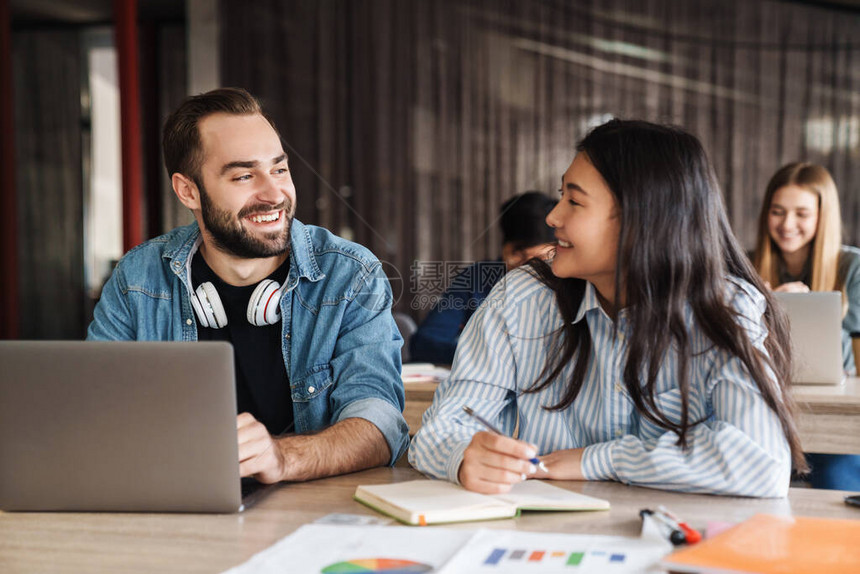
[307, 386, 315, 393]
[615, 428, 624, 438]
[186, 319, 193, 325]
[615, 382, 624, 392]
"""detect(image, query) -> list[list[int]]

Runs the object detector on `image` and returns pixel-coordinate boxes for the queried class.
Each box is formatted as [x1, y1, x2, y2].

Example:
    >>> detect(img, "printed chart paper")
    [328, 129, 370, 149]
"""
[221, 524, 470, 574]
[223, 524, 671, 574]
[438, 529, 671, 574]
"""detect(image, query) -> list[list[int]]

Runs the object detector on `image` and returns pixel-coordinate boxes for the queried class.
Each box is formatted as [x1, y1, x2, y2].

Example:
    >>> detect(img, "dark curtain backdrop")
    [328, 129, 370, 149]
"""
[13, 31, 85, 339]
[13, 23, 187, 339]
[155, 25, 193, 233]
[219, 0, 860, 319]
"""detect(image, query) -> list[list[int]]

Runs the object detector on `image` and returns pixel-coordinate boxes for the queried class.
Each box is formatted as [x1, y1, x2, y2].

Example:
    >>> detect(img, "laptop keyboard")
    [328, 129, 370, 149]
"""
[241, 477, 267, 498]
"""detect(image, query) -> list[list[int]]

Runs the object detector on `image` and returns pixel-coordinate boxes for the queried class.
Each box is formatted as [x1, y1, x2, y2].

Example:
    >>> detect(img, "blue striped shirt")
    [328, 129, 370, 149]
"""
[408, 268, 792, 497]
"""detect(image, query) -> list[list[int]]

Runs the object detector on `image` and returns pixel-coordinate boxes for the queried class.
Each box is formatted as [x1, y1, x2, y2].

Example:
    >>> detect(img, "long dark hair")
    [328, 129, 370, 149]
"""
[527, 119, 807, 472]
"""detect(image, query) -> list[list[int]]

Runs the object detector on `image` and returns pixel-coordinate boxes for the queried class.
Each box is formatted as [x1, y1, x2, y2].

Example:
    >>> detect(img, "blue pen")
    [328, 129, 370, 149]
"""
[462, 405, 549, 473]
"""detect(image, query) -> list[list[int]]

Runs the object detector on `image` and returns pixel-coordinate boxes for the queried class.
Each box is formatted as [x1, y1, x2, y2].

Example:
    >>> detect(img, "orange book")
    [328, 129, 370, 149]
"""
[662, 513, 860, 574]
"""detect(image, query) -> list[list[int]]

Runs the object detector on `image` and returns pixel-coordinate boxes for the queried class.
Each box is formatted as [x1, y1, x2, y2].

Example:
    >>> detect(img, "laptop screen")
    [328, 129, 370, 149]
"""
[773, 292, 844, 385]
[0, 341, 243, 512]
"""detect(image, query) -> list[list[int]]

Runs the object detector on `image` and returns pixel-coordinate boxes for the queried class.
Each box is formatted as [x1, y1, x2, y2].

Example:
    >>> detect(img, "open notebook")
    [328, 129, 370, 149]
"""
[354, 479, 609, 525]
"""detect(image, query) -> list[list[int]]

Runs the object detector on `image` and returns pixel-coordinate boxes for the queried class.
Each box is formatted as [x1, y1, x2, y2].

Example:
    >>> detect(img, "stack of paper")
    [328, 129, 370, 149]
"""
[401, 363, 451, 384]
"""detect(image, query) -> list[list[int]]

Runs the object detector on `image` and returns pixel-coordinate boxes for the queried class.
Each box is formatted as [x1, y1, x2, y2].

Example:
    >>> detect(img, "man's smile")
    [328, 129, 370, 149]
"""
[247, 210, 282, 224]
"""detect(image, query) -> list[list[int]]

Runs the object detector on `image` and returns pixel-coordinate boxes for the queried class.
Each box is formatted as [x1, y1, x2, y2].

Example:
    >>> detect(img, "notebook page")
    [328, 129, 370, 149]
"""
[494, 480, 610, 510]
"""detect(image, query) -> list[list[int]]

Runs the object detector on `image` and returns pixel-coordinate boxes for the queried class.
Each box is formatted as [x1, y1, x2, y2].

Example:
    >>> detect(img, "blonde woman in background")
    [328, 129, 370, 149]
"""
[754, 162, 860, 491]
[754, 162, 860, 373]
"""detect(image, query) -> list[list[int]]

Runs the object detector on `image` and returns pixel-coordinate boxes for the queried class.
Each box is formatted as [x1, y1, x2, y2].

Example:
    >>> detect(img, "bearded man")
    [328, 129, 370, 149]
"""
[88, 88, 408, 483]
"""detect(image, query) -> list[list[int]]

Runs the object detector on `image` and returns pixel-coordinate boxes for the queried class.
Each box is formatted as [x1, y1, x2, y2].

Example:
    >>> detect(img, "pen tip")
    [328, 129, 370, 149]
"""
[462, 405, 473, 415]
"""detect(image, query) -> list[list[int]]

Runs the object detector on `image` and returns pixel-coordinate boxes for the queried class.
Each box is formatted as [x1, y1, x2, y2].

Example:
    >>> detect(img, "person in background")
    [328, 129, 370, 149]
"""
[88, 88, 408, 484]
[753, 162, 860, 373]
[753, 162, 860, 491]
[409, 191, 556, 364]
[410, 119, 807, 498]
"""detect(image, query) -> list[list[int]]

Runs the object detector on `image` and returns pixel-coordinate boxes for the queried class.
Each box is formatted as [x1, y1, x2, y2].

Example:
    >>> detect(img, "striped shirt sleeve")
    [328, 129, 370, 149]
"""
[409, 270, 793, 498]
[408, 277, 522, 483]
[581, 283, 792, 497]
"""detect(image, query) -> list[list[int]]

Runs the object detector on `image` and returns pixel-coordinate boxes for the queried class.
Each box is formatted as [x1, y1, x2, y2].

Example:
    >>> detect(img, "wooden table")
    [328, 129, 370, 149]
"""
[793, 377, 860, 454]
[1, 465, 856, 573]
[402, 379, 439, 432]
[404, 377, 860, 454]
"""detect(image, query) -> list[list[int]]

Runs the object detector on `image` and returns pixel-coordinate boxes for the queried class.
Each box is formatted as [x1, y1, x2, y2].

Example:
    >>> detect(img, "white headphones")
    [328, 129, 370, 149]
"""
[186, 239, 285, 329]
[189, 278, 283, 329]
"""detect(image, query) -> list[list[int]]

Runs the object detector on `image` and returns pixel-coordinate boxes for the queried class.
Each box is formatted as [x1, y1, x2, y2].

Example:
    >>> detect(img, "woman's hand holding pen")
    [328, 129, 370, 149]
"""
[458, 431, 543, 494]
[536, 448, 585, 480]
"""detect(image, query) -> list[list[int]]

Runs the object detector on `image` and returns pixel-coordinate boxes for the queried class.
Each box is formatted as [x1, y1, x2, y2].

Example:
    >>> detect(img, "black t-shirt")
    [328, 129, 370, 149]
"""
[192, 255, 294, 436]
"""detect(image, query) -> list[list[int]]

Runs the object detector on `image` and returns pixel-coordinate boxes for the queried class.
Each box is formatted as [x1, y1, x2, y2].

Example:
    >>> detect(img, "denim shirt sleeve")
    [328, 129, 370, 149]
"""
[87, 266, 136, 341]
[328, 262, 410, 465]
[86, 228, 196, 343]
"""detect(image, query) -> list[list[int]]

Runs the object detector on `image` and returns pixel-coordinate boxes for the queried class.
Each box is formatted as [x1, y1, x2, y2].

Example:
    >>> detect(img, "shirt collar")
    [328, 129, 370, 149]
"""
[163, 223, 201, 287]
[572, 281, 629, 328]
[572, 281, 602, 324]
[283, 219, 325, 291]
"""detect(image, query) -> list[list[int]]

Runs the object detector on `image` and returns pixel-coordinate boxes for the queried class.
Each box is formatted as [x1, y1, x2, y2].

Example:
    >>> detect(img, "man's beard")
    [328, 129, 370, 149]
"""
[198, 182, 293, 259]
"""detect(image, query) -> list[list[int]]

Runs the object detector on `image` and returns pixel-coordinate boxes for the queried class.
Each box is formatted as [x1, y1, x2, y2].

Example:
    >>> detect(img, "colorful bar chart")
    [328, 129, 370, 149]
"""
[482, 547, 626, 568]
[566, 552, 584, 566]
[484, 549, 505, 566]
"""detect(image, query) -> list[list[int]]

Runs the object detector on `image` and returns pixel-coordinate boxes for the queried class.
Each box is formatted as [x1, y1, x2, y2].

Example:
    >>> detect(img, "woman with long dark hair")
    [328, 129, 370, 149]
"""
[409, 119, 807, 497]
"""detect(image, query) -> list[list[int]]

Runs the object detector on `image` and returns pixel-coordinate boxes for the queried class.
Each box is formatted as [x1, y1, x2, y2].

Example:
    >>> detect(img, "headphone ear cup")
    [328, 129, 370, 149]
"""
[197, 282, 228, 328]
[247, 279, 282, 326]
[189, 287, 210, 328]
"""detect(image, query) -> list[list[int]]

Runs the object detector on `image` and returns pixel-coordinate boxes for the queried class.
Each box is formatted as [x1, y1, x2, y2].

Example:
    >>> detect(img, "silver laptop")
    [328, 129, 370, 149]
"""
[0, 341, 251, 512]
[773, 292, 845, 385]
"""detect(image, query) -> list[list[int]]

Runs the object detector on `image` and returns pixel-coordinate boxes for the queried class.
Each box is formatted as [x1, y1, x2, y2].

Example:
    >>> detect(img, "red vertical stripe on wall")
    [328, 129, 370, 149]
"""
[114, 0, 143, 252]
[0, 0, 18, 339]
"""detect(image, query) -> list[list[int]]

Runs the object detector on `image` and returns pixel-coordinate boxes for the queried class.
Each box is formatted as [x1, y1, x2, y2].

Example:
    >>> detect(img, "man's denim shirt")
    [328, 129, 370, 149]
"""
[87, 219, 409, 464]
